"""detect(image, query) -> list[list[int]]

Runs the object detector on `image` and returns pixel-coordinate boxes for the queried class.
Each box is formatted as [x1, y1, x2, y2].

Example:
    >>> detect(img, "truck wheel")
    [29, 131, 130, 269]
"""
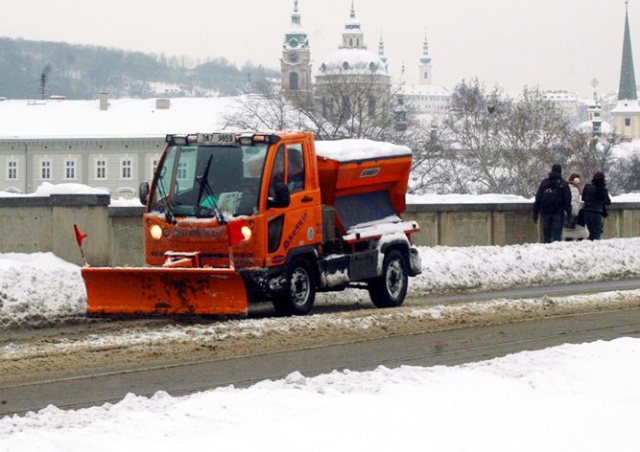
[272, 258, 316, 316]
[368, 249, 408, 308]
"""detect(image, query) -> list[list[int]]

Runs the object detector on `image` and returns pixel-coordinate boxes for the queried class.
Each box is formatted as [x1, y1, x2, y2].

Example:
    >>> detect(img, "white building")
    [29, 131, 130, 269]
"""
[0, 96, 239, 195]
[397, 35, 451, 116]
[543, 90, 581, 123]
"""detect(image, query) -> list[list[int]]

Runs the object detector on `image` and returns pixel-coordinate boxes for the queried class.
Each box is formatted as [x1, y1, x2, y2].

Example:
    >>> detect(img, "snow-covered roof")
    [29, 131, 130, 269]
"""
[400, 84, 450, 96]
[544, 91, 578, 101]
[319, 48, 388, 75]
[611, 99, 640, 113]
[0, 97, 240, 139]
[314, 138, 411, 162]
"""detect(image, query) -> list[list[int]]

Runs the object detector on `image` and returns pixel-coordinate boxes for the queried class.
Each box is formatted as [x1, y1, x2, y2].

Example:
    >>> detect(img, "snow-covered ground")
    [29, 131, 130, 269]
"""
[1, 238, 640, 450]
[0, 338, 638, 452]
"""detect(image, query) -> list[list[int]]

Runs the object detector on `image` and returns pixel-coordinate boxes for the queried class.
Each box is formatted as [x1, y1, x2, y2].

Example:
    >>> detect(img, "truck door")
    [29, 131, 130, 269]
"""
[265, 141, 320, 267]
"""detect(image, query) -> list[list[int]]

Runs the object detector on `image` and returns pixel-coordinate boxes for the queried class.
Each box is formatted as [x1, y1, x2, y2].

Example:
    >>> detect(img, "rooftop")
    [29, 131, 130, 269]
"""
[0, 96, 240, 139]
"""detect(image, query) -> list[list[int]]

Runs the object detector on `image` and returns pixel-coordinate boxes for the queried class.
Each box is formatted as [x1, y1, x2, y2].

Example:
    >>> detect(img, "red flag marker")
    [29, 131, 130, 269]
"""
[73, 224, 88, 266]
[74, 224, 88, 247]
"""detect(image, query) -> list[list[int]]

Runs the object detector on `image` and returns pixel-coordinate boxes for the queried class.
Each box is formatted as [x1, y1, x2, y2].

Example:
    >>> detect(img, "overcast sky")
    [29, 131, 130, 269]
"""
[1, 0, 637, 98]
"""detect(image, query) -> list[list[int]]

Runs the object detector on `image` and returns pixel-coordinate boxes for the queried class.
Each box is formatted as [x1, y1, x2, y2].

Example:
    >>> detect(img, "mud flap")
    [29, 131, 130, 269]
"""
[82, 267, 249, 316]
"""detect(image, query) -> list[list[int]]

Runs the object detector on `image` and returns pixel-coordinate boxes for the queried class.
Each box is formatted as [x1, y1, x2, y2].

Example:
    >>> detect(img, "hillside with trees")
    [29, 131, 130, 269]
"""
[0, 37, 277, 99]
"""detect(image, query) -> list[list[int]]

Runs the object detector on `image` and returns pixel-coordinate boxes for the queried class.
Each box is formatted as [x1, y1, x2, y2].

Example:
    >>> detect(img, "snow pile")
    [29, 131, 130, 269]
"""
[414, 238, 640, 293]
[2, 238, 640, 329]
[0, 253, 86, 329]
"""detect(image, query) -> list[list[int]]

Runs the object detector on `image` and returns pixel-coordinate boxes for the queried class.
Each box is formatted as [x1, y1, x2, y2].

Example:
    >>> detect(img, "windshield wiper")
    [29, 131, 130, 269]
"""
[156, 169, 176, 224]
[195, 154, 226, 223]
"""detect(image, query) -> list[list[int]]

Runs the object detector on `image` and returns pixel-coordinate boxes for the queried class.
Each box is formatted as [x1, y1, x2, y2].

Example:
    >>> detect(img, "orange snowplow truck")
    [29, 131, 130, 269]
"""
[82, 131, 421, 316]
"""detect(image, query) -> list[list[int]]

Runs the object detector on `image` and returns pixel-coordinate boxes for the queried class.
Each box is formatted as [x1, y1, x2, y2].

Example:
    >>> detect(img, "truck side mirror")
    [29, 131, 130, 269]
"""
[268, 182, 290, 208]
[139, 182, 149, 206]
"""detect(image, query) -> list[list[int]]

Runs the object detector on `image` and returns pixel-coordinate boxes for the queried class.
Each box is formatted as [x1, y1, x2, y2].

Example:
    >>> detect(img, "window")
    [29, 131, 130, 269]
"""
[64, 159, 76, 180]
[289, 72, 299, 90]
[40, 160, 51, 180]
[121, 159, 132, 179]
[368, 96, 376, 116]
[625, 118, 631, 127]
[7, 161, 17, 180]
[287, 144, 305, 193]
[96, 159, 106, 179]
[268, 145, 285, 201]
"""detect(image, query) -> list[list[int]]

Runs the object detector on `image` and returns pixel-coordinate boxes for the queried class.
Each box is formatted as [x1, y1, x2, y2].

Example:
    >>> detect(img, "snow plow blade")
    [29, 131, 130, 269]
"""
[82, 267, 249, 316]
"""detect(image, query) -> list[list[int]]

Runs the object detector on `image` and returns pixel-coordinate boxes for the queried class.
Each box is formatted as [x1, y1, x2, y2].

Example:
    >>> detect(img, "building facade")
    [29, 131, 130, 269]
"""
[0, 136, 162, 196]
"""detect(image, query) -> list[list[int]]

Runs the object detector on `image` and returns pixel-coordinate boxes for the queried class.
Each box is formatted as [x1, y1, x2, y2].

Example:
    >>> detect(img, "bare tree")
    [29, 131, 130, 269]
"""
[314, 68, 394, 140]
[223, 82, 303, 131]
[407, 119, 454, 194]
[437, 79, 574, 196]
[610, 151, 640, 194]
[567, 130, 616, 183]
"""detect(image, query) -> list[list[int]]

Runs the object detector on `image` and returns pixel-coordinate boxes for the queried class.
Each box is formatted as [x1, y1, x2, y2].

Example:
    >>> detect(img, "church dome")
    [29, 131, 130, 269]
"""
[319, 48, 388, 75]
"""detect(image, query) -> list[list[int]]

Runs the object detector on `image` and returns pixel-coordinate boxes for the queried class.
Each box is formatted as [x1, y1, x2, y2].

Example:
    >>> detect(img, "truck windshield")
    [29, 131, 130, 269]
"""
[149, 143, 267, 218]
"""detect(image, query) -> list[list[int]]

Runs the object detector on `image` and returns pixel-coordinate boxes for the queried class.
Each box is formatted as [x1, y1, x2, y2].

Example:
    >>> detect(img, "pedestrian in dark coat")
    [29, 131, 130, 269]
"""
[532, 164, 572, 243]
[581, 171, 612, 240]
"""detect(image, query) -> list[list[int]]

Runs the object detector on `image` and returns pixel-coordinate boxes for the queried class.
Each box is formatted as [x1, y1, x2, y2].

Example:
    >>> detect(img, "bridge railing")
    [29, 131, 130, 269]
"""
[1, 196, 638, 266]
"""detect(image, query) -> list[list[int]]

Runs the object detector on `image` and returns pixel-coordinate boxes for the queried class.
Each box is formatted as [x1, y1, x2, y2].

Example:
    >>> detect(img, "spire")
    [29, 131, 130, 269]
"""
[284, 0, 308, 49]
[618, 0, 638, 100]
[420, 32, 432, 65]
[378, 32, 388, 68]
[292, 0, 300, 25]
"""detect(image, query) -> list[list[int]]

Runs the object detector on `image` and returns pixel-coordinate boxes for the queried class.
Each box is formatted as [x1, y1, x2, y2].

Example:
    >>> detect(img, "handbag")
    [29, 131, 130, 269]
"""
[564, 212, 576, 229]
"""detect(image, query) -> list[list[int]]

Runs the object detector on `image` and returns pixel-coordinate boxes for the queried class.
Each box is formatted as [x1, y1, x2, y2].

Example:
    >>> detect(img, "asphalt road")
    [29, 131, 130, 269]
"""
[1, 303, 639, 417]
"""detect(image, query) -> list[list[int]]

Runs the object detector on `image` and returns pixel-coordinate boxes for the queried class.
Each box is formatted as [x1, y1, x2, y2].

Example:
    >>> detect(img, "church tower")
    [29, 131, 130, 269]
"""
[418, 33, 433, 85]
[281, 0, 311, 98]
[611, 1, 640, 141]
[340, 1, 367, 50]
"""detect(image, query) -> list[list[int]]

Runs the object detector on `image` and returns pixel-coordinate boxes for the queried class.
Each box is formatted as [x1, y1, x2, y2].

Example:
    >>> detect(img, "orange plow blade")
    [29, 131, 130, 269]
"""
[82, 267, 249, 316]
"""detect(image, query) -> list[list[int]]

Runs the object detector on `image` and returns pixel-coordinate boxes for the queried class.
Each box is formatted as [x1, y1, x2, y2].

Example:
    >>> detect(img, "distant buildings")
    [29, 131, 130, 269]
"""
[0, 1, 637, 195]
[280, 0, 451, 124]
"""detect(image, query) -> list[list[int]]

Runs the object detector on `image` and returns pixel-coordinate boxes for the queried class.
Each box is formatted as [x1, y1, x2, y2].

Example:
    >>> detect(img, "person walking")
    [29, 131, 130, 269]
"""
[581, 171, 612, 240]
[533, 164, 572, 243]
[562, 173, 589, 240]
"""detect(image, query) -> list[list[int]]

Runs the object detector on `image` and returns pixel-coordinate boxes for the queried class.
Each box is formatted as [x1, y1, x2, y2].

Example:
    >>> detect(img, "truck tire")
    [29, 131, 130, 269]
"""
[272, 257, 316, 316]
[368, 249, 408, 308]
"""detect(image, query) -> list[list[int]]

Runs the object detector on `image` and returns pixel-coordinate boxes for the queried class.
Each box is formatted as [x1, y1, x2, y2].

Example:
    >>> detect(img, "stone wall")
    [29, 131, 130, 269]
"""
[1, 197, 638, 267]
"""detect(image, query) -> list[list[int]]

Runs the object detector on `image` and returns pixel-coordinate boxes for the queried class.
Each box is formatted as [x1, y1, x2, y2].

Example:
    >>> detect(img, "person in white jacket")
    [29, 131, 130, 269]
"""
[562, 173, 589, 240]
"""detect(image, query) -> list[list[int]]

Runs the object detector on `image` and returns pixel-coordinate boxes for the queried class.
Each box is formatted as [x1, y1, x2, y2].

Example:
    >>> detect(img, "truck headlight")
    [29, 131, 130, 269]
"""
[150, 224, 163, 240]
